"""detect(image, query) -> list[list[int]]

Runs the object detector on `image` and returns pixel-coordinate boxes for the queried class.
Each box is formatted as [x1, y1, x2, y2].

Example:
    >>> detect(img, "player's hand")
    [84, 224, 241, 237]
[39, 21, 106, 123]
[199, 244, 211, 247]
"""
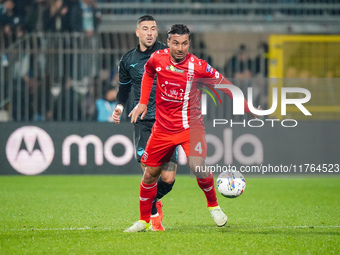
[129, 103, 147, 123]
[249, 105, 262, 119]
[112, 108, 122, 124]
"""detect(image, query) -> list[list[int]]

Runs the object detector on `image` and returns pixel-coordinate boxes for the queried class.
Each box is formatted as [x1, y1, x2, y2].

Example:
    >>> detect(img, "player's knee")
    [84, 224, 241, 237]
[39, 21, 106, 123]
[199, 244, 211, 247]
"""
[188, 156, 205, 167]
[143, 166, 161, 184]
[188, 156, 210, 179]
[161, 175, 175, 184]
[161, 162, 177, 184]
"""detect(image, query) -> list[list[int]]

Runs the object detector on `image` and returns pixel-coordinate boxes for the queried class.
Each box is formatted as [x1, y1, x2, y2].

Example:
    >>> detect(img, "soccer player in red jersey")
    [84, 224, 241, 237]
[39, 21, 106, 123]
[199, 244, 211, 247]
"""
[113, 16, 177, 231]
[124, 24, 257, 232]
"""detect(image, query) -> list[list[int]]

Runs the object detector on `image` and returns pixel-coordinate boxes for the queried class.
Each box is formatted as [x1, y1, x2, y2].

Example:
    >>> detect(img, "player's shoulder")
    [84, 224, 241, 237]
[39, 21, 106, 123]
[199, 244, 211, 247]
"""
[154, 47, 170, 56]
[120, 47, 138, 64]
[188, 53, 220, 77]
[188, 53, 209, 69]
[150, 47, 170, 61]
[154, 41, 167, 51]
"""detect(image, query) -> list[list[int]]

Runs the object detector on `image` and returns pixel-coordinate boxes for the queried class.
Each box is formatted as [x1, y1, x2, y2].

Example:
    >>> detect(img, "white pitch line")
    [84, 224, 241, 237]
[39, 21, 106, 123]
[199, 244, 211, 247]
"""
[0, 225, 339, 232]
[167, 225, 340, 230]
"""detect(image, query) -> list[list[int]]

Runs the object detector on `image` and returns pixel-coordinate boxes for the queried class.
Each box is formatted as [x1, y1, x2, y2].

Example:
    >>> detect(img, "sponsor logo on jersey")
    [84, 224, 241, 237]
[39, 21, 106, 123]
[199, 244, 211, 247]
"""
[169, 89, 178, 96]
[166, 65, 184, 73]
[206, 64, 211, 73]
[206, 64, 214, 74]
[130, 63, 138, 68]
[156, 67, 162, 72]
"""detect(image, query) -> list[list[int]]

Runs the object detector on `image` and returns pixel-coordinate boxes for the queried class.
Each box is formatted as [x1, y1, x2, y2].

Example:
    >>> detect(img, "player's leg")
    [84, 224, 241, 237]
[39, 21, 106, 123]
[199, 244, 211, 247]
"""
[125, 127, 176, 232]
[134, 120, 163, 222]
[134, 121, 176, 219]
[141, 131, 177, 231]
[182, 128, 228, 227]
[187, 156, 227, 227]
[154, 153, 178, 221]
[187, 156, 218, 208]
[124, 164, 162, 233]
[133, 120, 152, 171]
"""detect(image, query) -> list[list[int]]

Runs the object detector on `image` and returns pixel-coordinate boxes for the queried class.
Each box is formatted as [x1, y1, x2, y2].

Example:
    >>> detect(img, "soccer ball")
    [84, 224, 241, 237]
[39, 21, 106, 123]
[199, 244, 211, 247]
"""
[216, 171, 246, 198]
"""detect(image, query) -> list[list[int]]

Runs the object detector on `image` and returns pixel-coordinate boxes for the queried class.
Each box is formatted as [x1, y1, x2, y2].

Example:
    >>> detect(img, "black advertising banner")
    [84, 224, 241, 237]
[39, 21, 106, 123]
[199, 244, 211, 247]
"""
[1, 122, 137, 175]
[0, 122, 339, 176]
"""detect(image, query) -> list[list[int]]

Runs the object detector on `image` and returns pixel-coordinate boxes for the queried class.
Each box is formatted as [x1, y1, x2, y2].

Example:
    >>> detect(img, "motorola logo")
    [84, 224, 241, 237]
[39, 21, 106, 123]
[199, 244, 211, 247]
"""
[6, 126, 55, 175]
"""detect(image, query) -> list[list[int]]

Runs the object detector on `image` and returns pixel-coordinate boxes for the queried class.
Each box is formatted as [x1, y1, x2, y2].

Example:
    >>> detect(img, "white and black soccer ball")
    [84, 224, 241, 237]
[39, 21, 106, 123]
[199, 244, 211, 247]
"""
[216, 171, 246, 198]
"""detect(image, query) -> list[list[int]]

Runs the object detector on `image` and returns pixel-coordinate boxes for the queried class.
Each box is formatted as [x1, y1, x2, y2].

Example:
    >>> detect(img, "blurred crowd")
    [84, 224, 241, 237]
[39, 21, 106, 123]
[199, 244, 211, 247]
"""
[0, 1, 271, 122]
[0, 0, 101, 43]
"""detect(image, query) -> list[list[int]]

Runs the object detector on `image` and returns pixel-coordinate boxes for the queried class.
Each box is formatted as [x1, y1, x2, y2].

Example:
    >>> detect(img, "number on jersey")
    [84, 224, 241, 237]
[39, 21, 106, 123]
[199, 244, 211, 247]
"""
[194, 142, 203, 154]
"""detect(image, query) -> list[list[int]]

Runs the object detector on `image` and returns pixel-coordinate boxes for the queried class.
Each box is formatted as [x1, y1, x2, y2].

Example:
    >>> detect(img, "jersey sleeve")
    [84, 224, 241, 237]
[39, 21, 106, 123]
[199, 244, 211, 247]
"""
[117, 56, 132, 108]
[139, 54, 156, 105]
[201, 61, 251, 114]
[144, 52, 157, 76]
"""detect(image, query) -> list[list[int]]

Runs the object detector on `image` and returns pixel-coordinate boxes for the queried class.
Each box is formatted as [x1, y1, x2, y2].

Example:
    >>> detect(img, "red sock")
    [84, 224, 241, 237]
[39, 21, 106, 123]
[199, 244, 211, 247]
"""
[196, 172, 218, 207]
[139, 181, 157, 223]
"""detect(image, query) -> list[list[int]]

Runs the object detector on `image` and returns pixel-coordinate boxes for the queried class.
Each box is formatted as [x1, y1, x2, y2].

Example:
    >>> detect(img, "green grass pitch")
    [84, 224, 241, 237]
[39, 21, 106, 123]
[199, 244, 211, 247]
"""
[0, 175, 339, 254]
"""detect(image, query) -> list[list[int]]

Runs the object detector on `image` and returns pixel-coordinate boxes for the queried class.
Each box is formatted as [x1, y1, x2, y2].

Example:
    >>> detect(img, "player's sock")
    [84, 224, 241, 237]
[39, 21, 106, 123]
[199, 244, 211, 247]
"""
[196, 172, 218, 207]
[139, 181, 157, 223]
[157, 176, 175, 200]
[151, 199, 158, 216]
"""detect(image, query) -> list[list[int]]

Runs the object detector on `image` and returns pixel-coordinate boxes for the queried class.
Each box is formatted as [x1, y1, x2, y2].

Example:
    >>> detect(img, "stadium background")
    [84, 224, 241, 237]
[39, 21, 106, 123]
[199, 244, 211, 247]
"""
[0, 0, 339, 175]
[0, 2, 339, 255]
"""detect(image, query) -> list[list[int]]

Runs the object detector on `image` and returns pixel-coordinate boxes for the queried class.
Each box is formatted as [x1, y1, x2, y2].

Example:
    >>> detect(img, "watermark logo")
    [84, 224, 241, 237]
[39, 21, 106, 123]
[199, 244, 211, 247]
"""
[199, 83, 311, 127]
[6, 126, 55, 175]
[198, 85, 222, 106]
[201, 84, 311, 116]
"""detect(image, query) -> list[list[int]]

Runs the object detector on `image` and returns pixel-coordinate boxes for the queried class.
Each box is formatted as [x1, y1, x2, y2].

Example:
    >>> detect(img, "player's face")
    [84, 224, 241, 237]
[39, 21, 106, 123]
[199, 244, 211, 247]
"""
[167, 34, 190, 63]
[136, 21, 158, 51]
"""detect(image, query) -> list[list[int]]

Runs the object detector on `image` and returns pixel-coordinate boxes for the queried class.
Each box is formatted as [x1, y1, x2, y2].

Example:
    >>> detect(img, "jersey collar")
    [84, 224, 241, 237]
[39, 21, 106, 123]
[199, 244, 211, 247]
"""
[137, 41, 159, 54]
[170, 53, 191, 66]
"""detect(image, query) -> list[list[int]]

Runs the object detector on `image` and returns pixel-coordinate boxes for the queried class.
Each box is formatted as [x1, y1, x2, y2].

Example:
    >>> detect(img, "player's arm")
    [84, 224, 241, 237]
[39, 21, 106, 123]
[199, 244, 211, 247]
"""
[129, 71, 155, 123]
[129, 54, 157, 123]
[113, 59, 131, 124]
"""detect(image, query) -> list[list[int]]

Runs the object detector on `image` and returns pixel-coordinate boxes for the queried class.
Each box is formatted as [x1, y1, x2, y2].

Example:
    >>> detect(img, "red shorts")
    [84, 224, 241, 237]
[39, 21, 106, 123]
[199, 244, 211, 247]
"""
[141, 126, 207, 167]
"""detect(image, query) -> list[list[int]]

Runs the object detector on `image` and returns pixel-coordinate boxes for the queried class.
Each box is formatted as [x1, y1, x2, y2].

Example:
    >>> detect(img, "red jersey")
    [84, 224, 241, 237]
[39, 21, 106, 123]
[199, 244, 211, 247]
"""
[140, 49, 249, 133]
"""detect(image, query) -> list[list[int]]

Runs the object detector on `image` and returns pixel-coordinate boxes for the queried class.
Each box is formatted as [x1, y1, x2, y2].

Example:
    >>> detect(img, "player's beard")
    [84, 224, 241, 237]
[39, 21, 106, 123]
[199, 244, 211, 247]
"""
[172, 51, 186, 62]
[141, 37, 155, 50]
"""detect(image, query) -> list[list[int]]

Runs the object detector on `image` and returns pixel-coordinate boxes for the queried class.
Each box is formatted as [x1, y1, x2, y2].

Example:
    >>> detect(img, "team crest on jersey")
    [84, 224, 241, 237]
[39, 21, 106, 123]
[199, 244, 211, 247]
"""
[166, 65, 184, 73]
[187, 73, 195, 82]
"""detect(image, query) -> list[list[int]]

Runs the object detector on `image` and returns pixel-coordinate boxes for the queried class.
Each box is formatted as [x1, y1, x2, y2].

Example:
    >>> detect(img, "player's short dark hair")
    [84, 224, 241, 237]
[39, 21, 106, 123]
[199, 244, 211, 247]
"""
[167, 24, 191, 40]
[137, 15, 156, 26]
